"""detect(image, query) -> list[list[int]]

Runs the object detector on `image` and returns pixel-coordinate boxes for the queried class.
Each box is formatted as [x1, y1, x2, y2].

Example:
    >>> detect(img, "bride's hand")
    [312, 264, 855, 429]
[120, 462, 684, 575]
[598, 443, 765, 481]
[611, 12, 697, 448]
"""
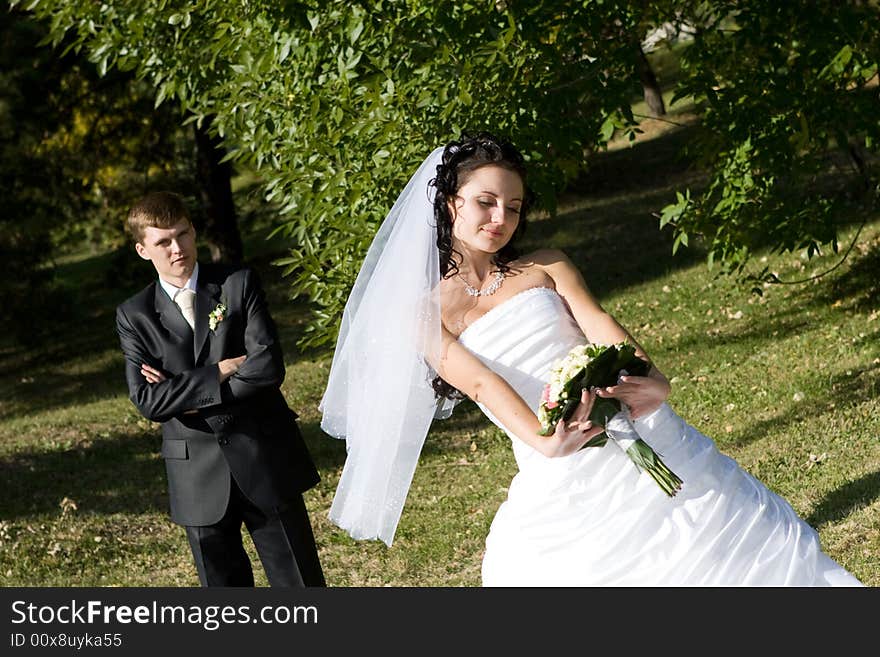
[545, 388, 605, 457]
[596, 367, 671, 419]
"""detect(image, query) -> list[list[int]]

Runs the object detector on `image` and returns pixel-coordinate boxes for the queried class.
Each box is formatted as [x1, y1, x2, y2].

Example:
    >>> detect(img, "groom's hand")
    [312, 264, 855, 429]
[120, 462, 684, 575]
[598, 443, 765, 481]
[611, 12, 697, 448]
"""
[218, 354, 247, 383]
[140, 363, 166, 384]
[140, 363, 199, 414]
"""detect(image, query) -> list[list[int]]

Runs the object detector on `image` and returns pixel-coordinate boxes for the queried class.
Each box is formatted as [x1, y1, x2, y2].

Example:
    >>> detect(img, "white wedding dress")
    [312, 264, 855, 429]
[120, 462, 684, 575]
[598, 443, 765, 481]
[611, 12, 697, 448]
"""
[457, 286, 862, 586]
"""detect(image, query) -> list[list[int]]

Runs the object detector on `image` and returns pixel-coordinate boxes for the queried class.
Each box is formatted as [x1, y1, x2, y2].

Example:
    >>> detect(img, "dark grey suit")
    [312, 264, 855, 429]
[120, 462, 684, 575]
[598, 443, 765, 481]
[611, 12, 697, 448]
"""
[116, 262, 324, 586]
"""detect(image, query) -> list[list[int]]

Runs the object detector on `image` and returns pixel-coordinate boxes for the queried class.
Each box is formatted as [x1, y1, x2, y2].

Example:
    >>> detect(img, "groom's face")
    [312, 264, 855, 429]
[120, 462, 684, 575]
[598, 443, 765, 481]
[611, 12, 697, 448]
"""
[135, 219, 197, 287]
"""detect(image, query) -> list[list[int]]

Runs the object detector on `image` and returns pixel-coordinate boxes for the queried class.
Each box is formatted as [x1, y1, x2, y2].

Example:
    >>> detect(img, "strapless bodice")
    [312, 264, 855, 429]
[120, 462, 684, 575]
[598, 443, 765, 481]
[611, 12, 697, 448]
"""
[457, 286, 587, 469]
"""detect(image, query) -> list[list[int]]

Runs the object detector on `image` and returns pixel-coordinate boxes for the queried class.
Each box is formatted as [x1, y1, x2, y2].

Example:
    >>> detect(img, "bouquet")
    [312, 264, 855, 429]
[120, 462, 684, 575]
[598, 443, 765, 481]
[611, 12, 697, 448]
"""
[538, 342, 683, 497]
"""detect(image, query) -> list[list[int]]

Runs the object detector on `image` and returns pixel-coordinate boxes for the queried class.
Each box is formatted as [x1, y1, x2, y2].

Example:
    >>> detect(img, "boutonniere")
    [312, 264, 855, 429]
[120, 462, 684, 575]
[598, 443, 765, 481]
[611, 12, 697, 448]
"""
[208, 302, 227, 332]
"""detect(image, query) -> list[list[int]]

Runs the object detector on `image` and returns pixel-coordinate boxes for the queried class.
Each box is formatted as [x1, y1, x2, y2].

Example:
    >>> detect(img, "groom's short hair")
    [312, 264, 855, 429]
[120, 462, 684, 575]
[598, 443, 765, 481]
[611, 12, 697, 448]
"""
[127, 191, 192, 243]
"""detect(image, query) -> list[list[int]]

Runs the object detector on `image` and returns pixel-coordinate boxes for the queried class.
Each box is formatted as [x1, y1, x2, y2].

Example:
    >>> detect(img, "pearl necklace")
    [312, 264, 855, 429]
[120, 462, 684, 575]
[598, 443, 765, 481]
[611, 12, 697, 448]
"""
[458, 271, 505, 297]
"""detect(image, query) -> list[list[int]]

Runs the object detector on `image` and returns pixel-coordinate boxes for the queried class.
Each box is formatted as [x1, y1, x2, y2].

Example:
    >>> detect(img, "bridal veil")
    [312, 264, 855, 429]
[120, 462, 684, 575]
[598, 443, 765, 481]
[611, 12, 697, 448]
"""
[319, 147, 448, 546]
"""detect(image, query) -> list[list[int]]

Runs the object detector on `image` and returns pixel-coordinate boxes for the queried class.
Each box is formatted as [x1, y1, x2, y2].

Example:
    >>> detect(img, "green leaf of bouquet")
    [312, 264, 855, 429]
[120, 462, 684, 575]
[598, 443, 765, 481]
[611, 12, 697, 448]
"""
[611, 343, 650, 377]
[624, 439, 683, 497]
[582, 345, 619, 388]
[589, 397, 621, 427]
[580, 432, 609, 450]
[560, 397, 581, 423]
[562, 366, 587, 397]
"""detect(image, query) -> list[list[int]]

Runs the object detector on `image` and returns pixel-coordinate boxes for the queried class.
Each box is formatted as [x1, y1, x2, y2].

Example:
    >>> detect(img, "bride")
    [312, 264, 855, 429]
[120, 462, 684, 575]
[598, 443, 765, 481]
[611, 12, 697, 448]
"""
[319, 132, 863, 586]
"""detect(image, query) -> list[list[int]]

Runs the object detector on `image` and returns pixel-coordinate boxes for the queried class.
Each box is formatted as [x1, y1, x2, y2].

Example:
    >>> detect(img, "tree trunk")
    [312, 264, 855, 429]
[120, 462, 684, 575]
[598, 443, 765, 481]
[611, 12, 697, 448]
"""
[636, 43, 666, 117]
[194, 115, 243, 264]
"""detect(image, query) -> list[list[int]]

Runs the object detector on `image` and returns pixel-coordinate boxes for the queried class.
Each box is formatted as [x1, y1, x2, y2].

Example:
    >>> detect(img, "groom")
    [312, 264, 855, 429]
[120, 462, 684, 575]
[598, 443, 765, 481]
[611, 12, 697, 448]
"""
[115, 191, 325, 587]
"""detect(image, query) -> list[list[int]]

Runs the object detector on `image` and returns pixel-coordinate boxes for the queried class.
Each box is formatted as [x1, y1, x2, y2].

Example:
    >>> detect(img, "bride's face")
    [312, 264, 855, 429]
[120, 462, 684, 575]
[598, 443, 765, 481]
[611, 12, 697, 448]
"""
[448, 164, 523, 254]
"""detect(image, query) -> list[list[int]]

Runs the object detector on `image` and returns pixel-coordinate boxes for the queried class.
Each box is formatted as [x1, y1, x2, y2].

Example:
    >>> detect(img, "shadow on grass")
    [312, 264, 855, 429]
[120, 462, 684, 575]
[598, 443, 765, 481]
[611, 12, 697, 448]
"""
[297, 420, 347, 474]
[819, 237, 880, 312]
[824, 353, 880, 406]
[0, 329, 127, 423]
[668, 302, 814, 357]
[528, 184, 707, 298]
[0, 418, 356, 523]
[667, 236, 880, 361]
[0, 430, 167, 521]
[806, 469, 880, 528]
[521, 124, 710, 298]
[572, 123, 703, 198]
[717, 352, 880, 450]
[296, 400, 495, 475]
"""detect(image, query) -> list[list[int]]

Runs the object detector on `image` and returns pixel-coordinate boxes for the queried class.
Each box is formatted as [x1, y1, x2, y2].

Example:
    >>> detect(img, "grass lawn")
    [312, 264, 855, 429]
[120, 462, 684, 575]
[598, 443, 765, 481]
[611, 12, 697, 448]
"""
[1, 117, 878, 587]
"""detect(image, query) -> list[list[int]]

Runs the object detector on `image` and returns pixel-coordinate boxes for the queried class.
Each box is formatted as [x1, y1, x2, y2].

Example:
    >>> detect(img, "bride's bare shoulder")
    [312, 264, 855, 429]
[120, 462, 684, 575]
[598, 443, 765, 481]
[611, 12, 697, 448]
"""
[516, 249, 589, 293]
[504, 250, 563, 289]
[516, 248, 575, 269]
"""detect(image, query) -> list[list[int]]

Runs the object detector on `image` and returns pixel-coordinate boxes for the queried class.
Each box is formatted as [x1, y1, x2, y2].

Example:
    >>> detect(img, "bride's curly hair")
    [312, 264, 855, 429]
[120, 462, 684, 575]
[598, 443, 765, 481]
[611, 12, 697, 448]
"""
[429, 131, 534, 402]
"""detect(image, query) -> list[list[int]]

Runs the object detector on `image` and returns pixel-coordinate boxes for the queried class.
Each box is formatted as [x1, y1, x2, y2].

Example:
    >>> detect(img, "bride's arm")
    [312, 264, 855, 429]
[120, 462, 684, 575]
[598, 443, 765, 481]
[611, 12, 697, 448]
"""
[534, 249, 671, 418]
[429, 326, 603, 458]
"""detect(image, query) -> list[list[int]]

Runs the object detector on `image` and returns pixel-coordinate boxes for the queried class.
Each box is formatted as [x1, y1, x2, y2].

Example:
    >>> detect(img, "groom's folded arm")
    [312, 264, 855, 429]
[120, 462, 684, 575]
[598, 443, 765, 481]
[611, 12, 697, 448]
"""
[220, 268, 286, 403]
[117, 307, 223, 423]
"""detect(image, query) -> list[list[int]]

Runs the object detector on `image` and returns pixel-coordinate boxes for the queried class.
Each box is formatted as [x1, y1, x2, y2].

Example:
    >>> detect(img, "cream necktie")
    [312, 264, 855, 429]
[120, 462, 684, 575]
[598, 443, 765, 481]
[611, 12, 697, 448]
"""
[174, 288, 196, 331]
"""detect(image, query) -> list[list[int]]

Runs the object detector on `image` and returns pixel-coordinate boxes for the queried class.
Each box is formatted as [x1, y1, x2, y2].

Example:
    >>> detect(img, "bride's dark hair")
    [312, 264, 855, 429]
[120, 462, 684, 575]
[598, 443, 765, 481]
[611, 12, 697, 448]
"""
[429, 131, 534, 402]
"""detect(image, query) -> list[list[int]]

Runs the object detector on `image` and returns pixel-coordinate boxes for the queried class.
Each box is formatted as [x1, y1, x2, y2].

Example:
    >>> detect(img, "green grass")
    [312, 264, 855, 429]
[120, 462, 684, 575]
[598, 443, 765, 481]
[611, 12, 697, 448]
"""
[2, 121, 878, 587]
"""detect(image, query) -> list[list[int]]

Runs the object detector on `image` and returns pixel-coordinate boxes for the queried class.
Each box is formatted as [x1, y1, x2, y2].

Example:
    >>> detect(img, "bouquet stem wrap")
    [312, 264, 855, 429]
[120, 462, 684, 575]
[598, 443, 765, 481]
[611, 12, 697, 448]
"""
[605, 412, 683, 497]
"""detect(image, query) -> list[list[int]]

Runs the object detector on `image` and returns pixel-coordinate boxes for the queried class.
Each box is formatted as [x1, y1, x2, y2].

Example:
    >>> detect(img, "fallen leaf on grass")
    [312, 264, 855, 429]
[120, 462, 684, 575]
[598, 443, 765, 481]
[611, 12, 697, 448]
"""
[59, 497, 78, 517]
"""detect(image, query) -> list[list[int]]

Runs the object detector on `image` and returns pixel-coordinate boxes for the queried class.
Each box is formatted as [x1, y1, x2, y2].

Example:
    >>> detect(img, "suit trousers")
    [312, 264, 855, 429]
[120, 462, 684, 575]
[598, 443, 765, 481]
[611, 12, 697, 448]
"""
[184, 475, 325, 587]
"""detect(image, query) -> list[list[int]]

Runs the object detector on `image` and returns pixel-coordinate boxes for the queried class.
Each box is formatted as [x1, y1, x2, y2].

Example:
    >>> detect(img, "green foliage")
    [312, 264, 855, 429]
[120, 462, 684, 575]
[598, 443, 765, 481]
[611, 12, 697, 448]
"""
[1, 10, 196, 252]
[0, 10, 197, 344]
[19, 1, 879, 343]
[658, 1, 880, 281]
[16, 0, 650, 346]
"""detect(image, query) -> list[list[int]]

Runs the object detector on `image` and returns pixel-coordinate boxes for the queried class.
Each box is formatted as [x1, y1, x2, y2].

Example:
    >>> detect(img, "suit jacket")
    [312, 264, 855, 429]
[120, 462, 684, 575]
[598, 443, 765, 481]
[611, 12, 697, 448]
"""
[116, 263, 320, 526]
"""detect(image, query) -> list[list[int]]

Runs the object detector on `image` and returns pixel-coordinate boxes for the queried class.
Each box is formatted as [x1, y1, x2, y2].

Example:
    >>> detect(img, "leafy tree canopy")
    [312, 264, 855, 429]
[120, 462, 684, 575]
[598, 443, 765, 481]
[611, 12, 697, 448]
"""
[15, 0, 880, 344]
[660, 1, 880, 286]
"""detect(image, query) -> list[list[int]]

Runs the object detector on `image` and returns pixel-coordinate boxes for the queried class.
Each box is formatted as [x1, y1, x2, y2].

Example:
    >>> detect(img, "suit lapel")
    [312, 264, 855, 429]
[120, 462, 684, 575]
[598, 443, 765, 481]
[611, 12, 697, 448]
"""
[194, 270, 223, 364]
